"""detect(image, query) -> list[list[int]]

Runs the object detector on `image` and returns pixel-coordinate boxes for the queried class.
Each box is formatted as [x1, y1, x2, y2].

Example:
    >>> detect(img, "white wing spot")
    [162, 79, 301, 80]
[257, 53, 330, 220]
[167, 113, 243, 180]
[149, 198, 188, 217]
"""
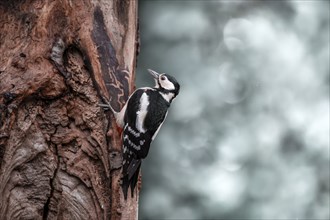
[136, 92, 149, 133]
[128, 126, 140, 137]
[126, 137, 141, 151]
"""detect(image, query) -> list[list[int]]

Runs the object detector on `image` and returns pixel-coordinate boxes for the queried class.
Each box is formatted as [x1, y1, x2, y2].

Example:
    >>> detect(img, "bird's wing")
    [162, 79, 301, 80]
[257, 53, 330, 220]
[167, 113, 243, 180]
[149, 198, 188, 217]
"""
[121, 89, 169, 199]
[137, 90, 169, 158]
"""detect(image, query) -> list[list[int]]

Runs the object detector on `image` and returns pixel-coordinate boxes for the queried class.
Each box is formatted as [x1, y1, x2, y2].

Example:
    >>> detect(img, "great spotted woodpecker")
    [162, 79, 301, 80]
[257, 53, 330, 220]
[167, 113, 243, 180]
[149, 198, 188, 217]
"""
[100, 69, 180, 199]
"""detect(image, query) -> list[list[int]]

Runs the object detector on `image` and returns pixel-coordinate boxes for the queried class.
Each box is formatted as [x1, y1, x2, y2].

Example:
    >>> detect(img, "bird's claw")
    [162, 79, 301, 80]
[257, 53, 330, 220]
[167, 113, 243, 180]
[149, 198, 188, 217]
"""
[99, 96, 117, 114]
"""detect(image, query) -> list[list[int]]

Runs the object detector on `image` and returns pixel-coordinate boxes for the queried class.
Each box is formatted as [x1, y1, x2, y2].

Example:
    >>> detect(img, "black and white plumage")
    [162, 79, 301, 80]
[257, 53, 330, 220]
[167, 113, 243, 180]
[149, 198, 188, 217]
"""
[101, 69, 180, 199]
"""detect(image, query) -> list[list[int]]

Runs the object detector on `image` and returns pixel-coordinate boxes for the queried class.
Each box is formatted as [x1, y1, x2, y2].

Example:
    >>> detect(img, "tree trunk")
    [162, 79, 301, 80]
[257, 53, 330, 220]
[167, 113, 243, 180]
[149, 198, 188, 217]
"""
[0, 0, 139, 219]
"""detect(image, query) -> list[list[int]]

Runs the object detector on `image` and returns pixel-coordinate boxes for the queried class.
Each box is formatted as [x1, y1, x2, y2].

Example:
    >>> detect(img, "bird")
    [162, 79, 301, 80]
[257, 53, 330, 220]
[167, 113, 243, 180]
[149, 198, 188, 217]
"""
[100, 69, 180, 199]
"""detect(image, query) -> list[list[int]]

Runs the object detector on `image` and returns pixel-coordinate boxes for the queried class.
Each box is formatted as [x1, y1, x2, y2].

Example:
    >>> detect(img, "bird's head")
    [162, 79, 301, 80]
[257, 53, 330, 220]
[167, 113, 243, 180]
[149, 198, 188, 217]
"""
[148, 69, 180, 101]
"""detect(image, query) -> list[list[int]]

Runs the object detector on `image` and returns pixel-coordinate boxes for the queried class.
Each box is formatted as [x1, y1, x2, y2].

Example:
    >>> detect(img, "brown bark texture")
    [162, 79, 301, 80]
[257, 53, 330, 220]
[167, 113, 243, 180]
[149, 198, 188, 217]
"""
[0, 0, 139, 219]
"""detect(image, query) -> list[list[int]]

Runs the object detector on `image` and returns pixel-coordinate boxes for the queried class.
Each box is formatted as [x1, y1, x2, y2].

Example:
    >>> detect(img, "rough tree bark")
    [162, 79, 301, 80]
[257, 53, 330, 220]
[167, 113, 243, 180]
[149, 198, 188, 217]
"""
[0, 0, 139, 219]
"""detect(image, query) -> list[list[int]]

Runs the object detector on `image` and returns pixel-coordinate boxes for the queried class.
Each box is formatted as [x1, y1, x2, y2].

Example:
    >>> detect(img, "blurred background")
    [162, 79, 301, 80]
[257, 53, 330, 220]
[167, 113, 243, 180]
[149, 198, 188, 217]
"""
[136, 1, 329, 219]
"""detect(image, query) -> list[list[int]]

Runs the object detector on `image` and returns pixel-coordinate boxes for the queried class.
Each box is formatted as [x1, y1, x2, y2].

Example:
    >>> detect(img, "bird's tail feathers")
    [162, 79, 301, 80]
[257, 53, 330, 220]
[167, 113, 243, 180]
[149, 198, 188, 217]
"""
[130, 163, 141, 198]
[122, 175, 129, 200]
[122, 159, 141, 200]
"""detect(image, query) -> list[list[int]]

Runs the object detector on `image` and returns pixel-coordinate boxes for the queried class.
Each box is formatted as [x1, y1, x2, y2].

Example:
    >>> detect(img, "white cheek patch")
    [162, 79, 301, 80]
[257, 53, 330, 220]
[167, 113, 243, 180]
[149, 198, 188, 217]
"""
[160, 92, 175, 103]
[160, 78, 175, 90]
[154, 79, 160, 88]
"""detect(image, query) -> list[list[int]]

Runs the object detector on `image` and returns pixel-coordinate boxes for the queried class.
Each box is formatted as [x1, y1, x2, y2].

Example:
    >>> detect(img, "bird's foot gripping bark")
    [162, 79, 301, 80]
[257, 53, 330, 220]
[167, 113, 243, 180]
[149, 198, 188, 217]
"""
[99, 96, 125, 133]
[99, 96, 117, 115]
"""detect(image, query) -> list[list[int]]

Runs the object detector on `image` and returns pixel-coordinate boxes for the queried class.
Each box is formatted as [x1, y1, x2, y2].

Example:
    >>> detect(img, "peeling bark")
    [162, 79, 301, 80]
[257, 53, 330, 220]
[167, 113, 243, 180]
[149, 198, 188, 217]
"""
[0, 0, 139, 219]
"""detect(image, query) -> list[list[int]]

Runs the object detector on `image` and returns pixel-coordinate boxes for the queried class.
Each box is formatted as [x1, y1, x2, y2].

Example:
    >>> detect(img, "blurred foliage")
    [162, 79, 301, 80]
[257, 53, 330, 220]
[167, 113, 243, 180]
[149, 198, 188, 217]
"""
[136, 1, 329, 219]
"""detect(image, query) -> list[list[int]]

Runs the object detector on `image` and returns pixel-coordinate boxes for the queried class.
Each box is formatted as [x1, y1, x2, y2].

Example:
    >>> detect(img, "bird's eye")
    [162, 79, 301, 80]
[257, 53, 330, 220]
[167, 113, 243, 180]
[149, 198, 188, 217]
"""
[160, 76, 166, 81]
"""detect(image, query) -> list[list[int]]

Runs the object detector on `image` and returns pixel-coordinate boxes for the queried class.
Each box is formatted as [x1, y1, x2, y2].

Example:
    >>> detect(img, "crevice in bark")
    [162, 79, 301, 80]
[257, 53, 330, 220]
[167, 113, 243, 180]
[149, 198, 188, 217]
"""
[42, 142, 59, 220]
[50, 38, 69, 80]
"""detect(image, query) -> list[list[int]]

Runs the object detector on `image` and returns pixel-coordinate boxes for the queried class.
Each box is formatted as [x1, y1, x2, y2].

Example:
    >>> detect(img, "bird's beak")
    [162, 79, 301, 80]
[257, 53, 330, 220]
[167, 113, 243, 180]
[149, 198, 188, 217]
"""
[148, 69, 160, 79]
